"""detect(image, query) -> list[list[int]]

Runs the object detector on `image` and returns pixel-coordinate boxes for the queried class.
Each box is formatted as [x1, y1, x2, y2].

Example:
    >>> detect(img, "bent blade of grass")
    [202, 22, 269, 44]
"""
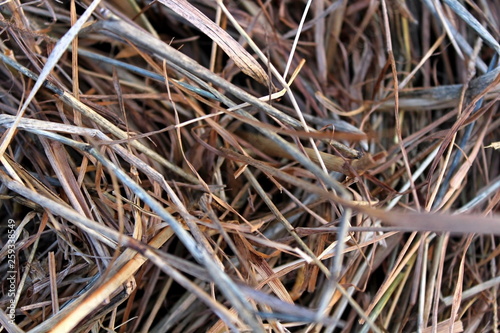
[156, 0, 270, 86]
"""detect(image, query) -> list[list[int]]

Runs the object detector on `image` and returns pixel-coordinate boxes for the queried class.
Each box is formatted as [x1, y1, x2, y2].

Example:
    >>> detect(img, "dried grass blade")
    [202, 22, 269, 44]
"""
[422, 319, 464, 333]
[48, 252, 59, 314]
[251, 259, 294, 304]
[443, 0, 500, 55]
[156, 0, 270, 85]
[237, 130, 375, 176]
[430, 0, 464, 59]
[44, 228, 174, 333]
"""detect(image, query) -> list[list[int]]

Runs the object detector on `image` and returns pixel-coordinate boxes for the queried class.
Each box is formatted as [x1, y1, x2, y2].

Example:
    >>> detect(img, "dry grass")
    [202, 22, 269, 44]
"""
[0, 0, 499, 332]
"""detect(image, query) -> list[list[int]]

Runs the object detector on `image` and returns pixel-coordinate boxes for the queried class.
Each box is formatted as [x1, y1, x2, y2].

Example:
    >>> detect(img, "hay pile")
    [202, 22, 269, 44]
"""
[0, 1, 499, 332]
